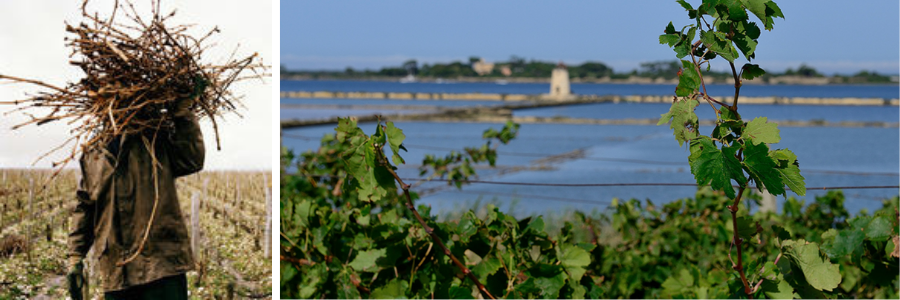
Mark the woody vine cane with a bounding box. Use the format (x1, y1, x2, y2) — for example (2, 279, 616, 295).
(374, 143, 496, 300)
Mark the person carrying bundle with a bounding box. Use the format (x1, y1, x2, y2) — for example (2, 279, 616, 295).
(0, 1, 264, 297)
(67, 94, 204, 300)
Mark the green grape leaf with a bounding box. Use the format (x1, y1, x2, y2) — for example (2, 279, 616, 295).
(513, 278, 538, 298)
(772, 225, 792, 240)
(742, 142, 785, 196)
(821, 228, 864, 259)
(711, 124, 730, 140)
(372, 121, 386, 148)
(472, 257, 503, 283)
(661, 268, 695, 295)
(686, 26, 698, 44)
(677, 0, 694, 11)
(660, 34, 681, 46)
(820, 228, 838, 241)
(735, 216, 758, 240)
(676, 60, 701, 96)
(448, 286, 473, 299)
(338, 122, 399, 202)
(665, 21, 677, 34)
(350, 248, 399, 273)
(740, 0, 770, 24)
(760, 273, 793, 300)
(759, 261, 778, 281)
(722, 0, 749, 21)
(658, 99, 700, 147)
(689, 138, 745, 198)
(741, 20, 762, 39)
(697, 0, 715, 16)
(865, 215, 894, 242)
(294, 201, 311, 229)
(766, 1, 784, 18)
(775, 164, 805, 196)
(457, 212, 478, 243)
(733, 33, 758, 60)
(370, 279, 408, 299)
(385, 122, 407, 165)
(558, 244, 591, 282)
(532, 265, 568, 299)
(849, 215, 872, 230)
(764, 2, 784, 27)
(342, 142, 371, 198)
(770, 149, 804, 195)
(741, 64, 766, 80)
(769, 148, 797, 165)
(674, 39, 692, 58)
(720, 106, 739, 121)
(336, 272, 362, 299)
(521, 216, 548, 239)
(771, 224, 792, 248)
(744, 117, 780, 145)
(335, 117, 363, 141)
(781, 239, 841, 292)
(281, 262, 298, 286)
(701, 30, 738, 62)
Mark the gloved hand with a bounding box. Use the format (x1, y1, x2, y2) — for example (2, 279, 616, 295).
(172, 93, 197, 118)
(67, 256, 86, 300)
(173, 75, 207, 117)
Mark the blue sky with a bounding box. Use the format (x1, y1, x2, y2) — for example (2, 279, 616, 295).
(282, 0, 900, 75)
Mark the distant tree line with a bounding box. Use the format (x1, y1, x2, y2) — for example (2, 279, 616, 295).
(282, 57, 896, 84)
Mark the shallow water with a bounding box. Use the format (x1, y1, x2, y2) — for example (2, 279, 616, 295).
(517, 102, 900, 123)
(282, 80, 899, 217)
(284, 79, 900, 99)
(283, 121, 899, 217)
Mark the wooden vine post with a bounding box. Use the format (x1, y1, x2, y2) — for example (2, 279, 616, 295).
(27, 175, 34, 261)
(263, 174, 272, 258)
(191, 191, 201, 258)
(1, 169, 5, 230)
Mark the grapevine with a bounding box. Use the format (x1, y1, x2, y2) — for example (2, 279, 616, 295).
(657, 0, 897, 298)
(279, 1, 899, 298)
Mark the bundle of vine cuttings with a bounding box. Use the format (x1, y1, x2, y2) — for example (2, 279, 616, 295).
(0, 0, 267, 168)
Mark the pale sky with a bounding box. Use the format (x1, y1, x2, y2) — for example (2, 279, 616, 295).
(282, 0, 900, 75)
(0, 0, 273, 170)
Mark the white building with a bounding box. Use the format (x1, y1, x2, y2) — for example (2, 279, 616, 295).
(548, 62, 573, 100)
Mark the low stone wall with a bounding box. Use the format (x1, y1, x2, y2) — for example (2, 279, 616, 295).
(280, 91, 535, 101)
(282, 91, 899, 106)
(615, 95, 900, 106)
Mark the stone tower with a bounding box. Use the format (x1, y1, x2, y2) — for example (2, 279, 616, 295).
(549, 62, 571, 99)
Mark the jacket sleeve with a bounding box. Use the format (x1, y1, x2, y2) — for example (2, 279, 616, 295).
(168, 112, 205, 177)
(68, 159, 96, 259)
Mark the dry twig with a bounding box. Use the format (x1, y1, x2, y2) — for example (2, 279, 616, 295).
(0, 0, 268, 171)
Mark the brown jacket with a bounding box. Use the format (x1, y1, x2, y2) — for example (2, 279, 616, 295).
(68, 113, 204, 291)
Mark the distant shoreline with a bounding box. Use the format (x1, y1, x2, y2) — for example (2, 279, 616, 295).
(281, 75, 900, 86)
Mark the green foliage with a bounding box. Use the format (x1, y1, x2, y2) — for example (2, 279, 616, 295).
(742, 63, 766, 79)
(743, 117, 780, 145)
(675, 60, 701, 96)
(688, 137, 745, 198)
(281, 124, 900, 298)
(278, 2, 899, 299)
(657, 98, 699, 146)
(658, 0, 801, 200)
(781, 239, 842, 291)
(421, 120, 519, 188)
(644, 1, 900, 298)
